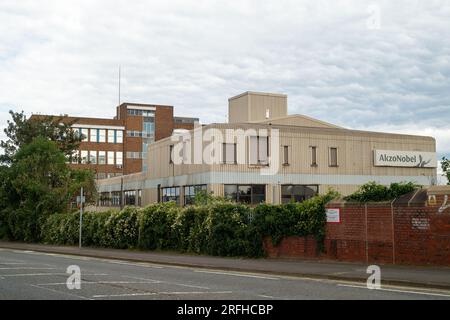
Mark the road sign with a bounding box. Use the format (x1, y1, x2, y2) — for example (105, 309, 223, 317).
(76, 196, 86, 204)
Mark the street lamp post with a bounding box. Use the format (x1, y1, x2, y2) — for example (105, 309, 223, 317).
(78, 187, 84, 249)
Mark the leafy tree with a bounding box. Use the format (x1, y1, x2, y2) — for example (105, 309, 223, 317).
(0, 111, 82, 164)
(2, 137, 95, 241)
(442, 157, 450, 185)
(69, 168, 98, 206)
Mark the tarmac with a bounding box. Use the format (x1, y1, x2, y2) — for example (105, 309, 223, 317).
(1, 241, 449, 290)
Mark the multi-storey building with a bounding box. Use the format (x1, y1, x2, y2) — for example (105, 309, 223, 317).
(96, 92, 437, 208)
(31, 102, 198, 179)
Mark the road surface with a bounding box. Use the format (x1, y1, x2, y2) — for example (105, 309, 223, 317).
(1, 248, 449, 300)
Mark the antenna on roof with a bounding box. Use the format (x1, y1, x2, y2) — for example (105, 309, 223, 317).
(118, 65, 121, 107)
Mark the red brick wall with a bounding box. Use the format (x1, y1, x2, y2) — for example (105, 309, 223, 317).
(265, 189, 450, 266)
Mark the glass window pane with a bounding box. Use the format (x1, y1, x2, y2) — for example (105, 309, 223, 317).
(116, 152, 123, 165)
(81, 129, 89, 142)
(330, 148, 338, 166)
(98, 151, 106, 164)
(249, 136, 258, 165)
(99, 130, 106, 143)
(224, 185, 237, 200)
(107, 151, 114, 165)
(283, 146, 289, 164)
(311, 146, 317, 165)
(89, 151, 97, 164)
(108, 130, 114, 143)
(116, 130, 123, 143)
(90, 129, 97, 142)
(81, 150, 88, 164)
(258, 137, 268, 164)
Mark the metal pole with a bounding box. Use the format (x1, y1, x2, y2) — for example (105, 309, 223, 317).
(79, 187, 83, 249)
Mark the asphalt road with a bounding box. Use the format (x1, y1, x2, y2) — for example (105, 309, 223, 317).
(1, 248, 450, 300)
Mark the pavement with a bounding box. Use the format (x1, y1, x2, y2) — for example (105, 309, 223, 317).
(1, 248, 450, 300)
(1, 241, 450, 291)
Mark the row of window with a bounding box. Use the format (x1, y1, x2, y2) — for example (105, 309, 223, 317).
(72, 150, 123, 165)
(224, 184, 318, 205)
(170, 138, 339, 167)
(99, 190, 141, 207)
(99, 184, 318, 207)
(76, 128, 123, 144)
(160, 184, 318, 206)
(161, 185, 207, 206)
(223, 143, 338, 167)
(126, 130, 154, 138)
(127, 109, 155, 117)
(126, 152, 144, 159)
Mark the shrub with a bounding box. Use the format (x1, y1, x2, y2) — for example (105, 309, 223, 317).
(172, 205, 209, 253)
(138, 202, 180, 250)
(345, 181, 418, 202)
(205, 202, 253, 257)
(41, 212, 79, 245)
(104, 207, 140, 249)
(251, 194, 329, 249)
(38, 192, 333, 258)
(82, 211, 113, 247)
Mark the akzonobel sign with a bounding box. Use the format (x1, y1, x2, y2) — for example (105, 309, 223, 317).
(374, 150, 437, 168)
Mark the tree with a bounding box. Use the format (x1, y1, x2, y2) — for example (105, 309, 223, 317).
(0, 111, 82, 164)
(0, 165, 10, 239)
(2, 137, 95, 242)
(69, 168, 98, 206)
(442, 157, 450, 185)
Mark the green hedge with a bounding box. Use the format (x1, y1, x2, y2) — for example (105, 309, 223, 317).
(38, 193, 334, 257)
(344, 181, 418, 202)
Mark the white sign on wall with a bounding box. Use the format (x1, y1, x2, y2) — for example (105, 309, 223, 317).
(374, 150, 436, 168)
(326, 208, 340, 223)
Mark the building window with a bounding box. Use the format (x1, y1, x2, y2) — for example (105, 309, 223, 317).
(137, 190, 142, 207)
(182, 140, 190, 163)
(281, 185, 318, 204)
(89, 151, 97, 164)
(107, 151, 114, 165)
(283, 146, 289, 165)
(184, 185, 207, 206)
(169, 145, 174, 164)
(127, 152, 142, 159)
(80, 128, 89, 142)
(98, 151, 106, 164)
(127, 109, 155, 117)
(249, 136, 268, 165)
(329, 147, 338, 167)
(108, 130, 114, 143)
(224, 185, 266, 205)
(143, 117, 155, 136)
(161, 187, 180, 205)
(111, 191, 121, 207)
(80, 150, 88, 164)
(99, 129, 106, 143)
(222, 143, 237, 164)
(116, 130, 123, 143)
(116, 152, 123, 165)
(311, 146, 317, 166)
(100, 192, 110, 206)
(124, 190, 136, 206)
(71, 150, 79, 164)
(90, 129, 98, 142)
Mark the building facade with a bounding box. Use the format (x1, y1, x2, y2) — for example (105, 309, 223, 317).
(96, 92, 437, 208)
(31, 102, 198, 179)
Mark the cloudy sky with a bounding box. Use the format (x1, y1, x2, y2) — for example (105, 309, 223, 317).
(0, 0, 449, 181)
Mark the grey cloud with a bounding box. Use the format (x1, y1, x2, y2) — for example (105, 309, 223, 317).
(0, 0, 449, 159)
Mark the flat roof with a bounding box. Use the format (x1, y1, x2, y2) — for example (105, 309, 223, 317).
(228, 91, 288, 101)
